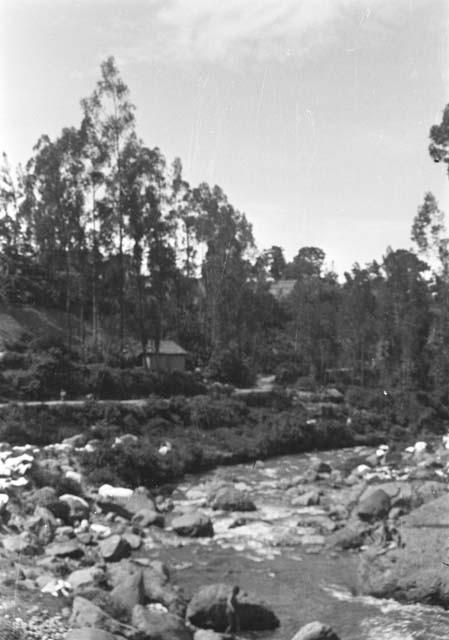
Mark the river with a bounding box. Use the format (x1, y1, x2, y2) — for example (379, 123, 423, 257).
(147, 448, 449, 640)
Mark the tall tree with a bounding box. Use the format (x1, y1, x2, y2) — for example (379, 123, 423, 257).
(81, 56, 136, 363)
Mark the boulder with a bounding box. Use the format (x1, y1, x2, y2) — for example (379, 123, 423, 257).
(132, 605, 192, 640)
(100, 535, 131, 562)
(26, 506, 56, 545)
(68, 566, 105, 591)
(209, 487, 256, 512)
(291, 621, 341, 640)
(98, 487, 156, 519)
(358, 494, 449, 607)
(123, 532, 143, 550)
(33, 486, 58, 507)
(186, 583, 279, 631)
(46, 500, 71, 524)
(2, 532, 38, 556)
(328, 520, 373, 550)
(45, 540, 84, 559)
(111, 571, 145, 618)
(65, 630, 119, 640)
(194, 631, 222, 640)
(308, 459, 332, 475)
(292, 490, 321, 507)
(132, 508, 164, 528)
(356, 489, 390, 522)
(107, 560, 184, 616)
(171, 512, 214, 538)
(59, 494, 90, 521)
(69, 596, 139, 638)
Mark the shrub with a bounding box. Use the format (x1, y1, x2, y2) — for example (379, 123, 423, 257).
(207, 348, 256, 387)
(274, 361, 304, 385)
(189, 396, 248, 430)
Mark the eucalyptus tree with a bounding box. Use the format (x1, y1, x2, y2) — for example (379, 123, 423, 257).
(80, 56, 136, 361)
(192, 183, 255, 361)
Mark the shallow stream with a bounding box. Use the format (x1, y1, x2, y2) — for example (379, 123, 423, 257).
(151, 449, 449, 640)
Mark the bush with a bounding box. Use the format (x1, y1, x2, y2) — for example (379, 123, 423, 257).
(274, 361, 304, 385)
(189, 396, 248, 430)
(207, 349, 256, 388)
(85, 366, 206, 400)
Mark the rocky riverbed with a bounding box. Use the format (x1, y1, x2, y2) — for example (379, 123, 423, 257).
(1, 433, 449, 639)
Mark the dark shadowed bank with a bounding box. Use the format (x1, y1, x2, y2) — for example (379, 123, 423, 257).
(1, 385, 447, 489)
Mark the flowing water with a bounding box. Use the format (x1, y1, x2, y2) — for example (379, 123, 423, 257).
(148, 449, 449, 640)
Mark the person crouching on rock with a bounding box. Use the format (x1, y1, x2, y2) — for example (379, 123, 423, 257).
(225, 585, 241, 635)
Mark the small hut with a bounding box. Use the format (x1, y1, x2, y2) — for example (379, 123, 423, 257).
(138, 340, 187, 372)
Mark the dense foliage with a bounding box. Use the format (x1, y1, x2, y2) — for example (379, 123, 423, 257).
(1, 57, 449, 395)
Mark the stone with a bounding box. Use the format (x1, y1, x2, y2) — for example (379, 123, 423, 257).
(46, 500, 71, 524)
(132, 508, 164, 528)
(209, 487, 257, 512)
(26, 506, 56, 545)
(194, 631, 223, 640)
(2, 532, 37, 555)
(98, 484, 134, 500)
(68, 566, 105, 591)
(59, 494, 90, 521)
(328, 520, 373, 550)
(131, 605, 192, 640)
(292, 490, 321, 507)
(100, 535, 131, 562)
(309, 459, 332, 475)
(46, 540, 84, 559)
(98, 488, 156, 519)
(33, 486, 58, 507)
(69, 596, 139, 638)
(111, 571, 145, 618)
(171, 512, 214, 537)
(186, 583, 279, 631)
(62, 434, 86, 448)
(291, 621, 341, 640)
(358, 494, 449, 607)
(123, 532, 143, 550)
(356, 488, 390, 522)
(65, 629, 118, 640)
(108, 560, 183, 616)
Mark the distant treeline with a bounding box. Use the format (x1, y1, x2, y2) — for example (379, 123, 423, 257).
(1, 57, 449, 393)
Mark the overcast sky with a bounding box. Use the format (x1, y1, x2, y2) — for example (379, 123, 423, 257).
(1, 0, 448, 274)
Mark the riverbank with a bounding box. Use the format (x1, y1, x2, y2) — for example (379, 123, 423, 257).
(0, 391, 381, 489)
(1, 437, 449, 639)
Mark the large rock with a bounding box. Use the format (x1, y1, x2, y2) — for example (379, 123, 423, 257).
(209, 487, 256, 512)
(328, 520, 373, 550)
(98, 487, 156, 519)
(65, 630, 119, 640)
(291, 621, 341, 640)
(68, 566, 105, 591)
(356, 488, 390, 522)
(2, 532, 38, 556)
(132, 508, 164, 528)
(59, 494, 90, 521)
(186, 583, 279, 631)
(26, 506, 56, 545)
(358, 494, 449, 606)
(100, 535, 131, 562)
(46, 540, 84, 559)
(357, 480, 446, 513)
(171, 512, 214, 538)
(108, 560, 185, 616)
(131, 605, 192, 640)
(292, 490, 321, 507)
(111, 571, 145, 618)
(69, 596, 139, 639)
